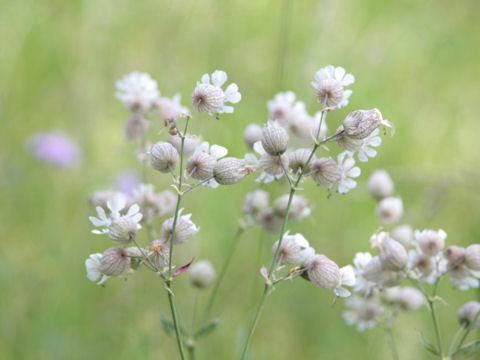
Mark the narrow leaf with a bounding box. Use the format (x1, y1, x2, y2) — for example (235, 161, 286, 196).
(453, 340, 480, 357)
(173, 258, 195, 278)
(417, 331, 440, 357)
(195, 318, 220, 338)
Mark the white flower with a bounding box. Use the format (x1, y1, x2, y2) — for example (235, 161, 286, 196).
(155, 93, 189, 120)
(273, 232, 315, 265)
(407, 248, 447, 284)
(312, 65, 354, 109)
(248, 141, 287, 184)
(192, 70, 241, 114)
(115, 71, 160, 113)
(448, 265, 480, 291)
(347, 128, 382, 162)
(89, 193, 142, 236)
(335, 265, 356, 298)
(343, 296, 381, 331)
(267, 91, 304, 126)
(351, 252, 376, 294)
(85, 253, 109, 285)
(337, 152, 361, 194)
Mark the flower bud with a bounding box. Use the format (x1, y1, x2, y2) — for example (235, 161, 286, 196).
(213, 157, 252, 185)
(310, 157, 342, 188)
(458, 301, 480, 328)
(416, 229, 446, 256)
(272, 233, 315, 265)
(273, 194, 311, 221)
(288, 148, 313, 174)
(124, 116, 149, 142)
(261, 120, 289, 156)
(445, 246, 466, 268)
(362, 256, 402, 287)
(186, 151, 216, 180)
(315, 78, 344, 107)
(465, 244, 480, 271)
(150, 141, 180, 173)
(161, 210, 199, 244)
(336, 125, 364, 151)
(371, 233, 407, 271)
(410, 252, 435, 278)
(260, 208, 283, 233)
(390, 287, 426, 311)
(243, 124, 263, 149)
(169, 135, 201, 156)
(391, 225, 413, 249)
(303, 254, 341, 289)
(192, 83, 225, 113)
(376, 197, 403, 225)
(108, 216, 138, 244)
(146, 240, 169, 268)
(189, 260, 215, 289)
(259, 152, 289, 178)
(367, 170, 394, 199)
(243, 190, 269, 215)
(448, 264, 472, 284)
(342, 109, 384, 140)
(99, 247, 131, 276)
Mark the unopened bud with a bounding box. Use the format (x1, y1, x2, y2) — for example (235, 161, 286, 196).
(124, 116, 149, 142)
(367, 170, 394, 199)
(108, 216, 138, 244)
(343, 109, 385, 140)
(445, 246, 466, 268)
(260, 209, 283, 233)
(458, 301, 480, 328)
(213, 157, 251, 185)
(416, 229, 446, 256)
(371, 233, 407, 271)
(189, 260, 215, 289)
(465, 244, 480, 271)
(310, 157, 342, 188)
(187, 152, 216, 180)
(289, 148, 313, 174)
(243, 190, 269, 215)
(376, 197, 403, 225)
(391, 225, 413, 250)
(261, 120, 289, 156)
(150, 142, 179, 173)
(243, 124, 263, 149)
(169, 135, 201, 156)
(99, 247, 131, 276)
(336, 125, 364, 151)
(303, 254, 341, 289)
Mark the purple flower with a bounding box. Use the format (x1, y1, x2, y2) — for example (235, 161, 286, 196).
(116, 170, 140, 196)
(27, 131, 82, 169)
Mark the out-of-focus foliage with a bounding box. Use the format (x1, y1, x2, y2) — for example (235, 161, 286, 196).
(1, 0, 480, 359)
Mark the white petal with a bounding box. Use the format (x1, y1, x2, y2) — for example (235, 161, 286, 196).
(342, 73, 355, 86)
(334, 67, 346, 81)
(91, 229, 104, 235)
(210, 145, 228, 159)
(211, 70, 227, 87)
(347, 166, 361, 178)
(130, 213, 143, 223)
(125, 204, 140, 217)
(89, 216, 106, 227)
(253, 141, 266, 155)
(201, 73, 210, 84)
(334, 286, 351, 298)
(95, 206, 108, 221)
(220, 105, 234, 113)
(340, 265, 356, 286)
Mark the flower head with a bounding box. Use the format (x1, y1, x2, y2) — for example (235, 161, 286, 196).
(161, 209, 199, 244)
(189, 260, 216, 289)
(337, 152, 361, 194)
(267, 91, 302, 126)
(272, 232, 315, 265)
(343, 296, 381, 331)
(192, 70, 241, 115)
(312, 65, 354, 108)
(187, 142, 228, 187)
(116, 71, 159, 113)
(154, 93, 189, 121)
(85, 253, 109, 285)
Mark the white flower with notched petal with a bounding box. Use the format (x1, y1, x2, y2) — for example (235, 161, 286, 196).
(89, 193, 142, 242)
(312, 65, 354, 109)
(192, 70, 241, 115)
(247, 141, 288, 184)
(335, 265, 356, 298)
(351, 252, 377, 294)
(85, 253, 109, 285)
(337, 152, 361, 194)
(115, 71, 160, 113)
(267, 91, 304, 127)
(347, 128, 382, 162)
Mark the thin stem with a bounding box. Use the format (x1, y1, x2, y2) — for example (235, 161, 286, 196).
(191, 289, 199, 338)
(241, 98, 330, 359)
(165, 116, 190, 360)
(183, 176, 215, 195)
(200, 227, 245, 326)
(448, 324, 465, 356)
(428, 277, 443, 357)
(385, 327, 399, 360)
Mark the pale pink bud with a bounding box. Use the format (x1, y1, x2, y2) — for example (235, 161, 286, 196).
(343, 109, 385, 140)
(213, 157, 252, 185)
(367, 170, 394, 199)
(416, 229, 446, 256)
(371, 233, 407, 271)
(310, 157, 342, 188)
(376, 197, 403, 225)
(303, 254, 341, 289)
(187, 152, 216, 180)
(243, 124, 263, 149)
(465, 244, 480, 271)
(261, 120, 289, 156)
(445, 246, 466, 268)
(189, 260, 216, 289)
(150, 141, 179, 173)
(458, 301, 480, 328)
(99, 247, 131, 276)
(108, 216, 138, 244)
(192, 83, 225, 113)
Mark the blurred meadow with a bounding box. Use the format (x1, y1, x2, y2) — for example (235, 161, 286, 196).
(1, 0, 480, 359)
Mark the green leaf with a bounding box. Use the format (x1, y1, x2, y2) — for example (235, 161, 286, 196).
(453, 340, 480, 358)
(160, 314, 186, 336)
(195, 318, 220, 338)
(417, 331, 440, 357)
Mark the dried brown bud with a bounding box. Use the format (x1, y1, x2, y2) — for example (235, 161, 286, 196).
(146, 240, 169, 268)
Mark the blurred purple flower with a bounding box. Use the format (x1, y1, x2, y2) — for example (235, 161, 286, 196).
(27, 131, 82, 169)
(116, 170, 140, 196)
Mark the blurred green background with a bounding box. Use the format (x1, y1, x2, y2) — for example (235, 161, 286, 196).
(1, 0, 480, 359)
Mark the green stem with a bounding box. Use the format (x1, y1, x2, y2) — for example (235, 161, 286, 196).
(385, 327, 400, 360)
(448, 324, 465, 356)
(165, 116, 190, 360)
(240, 100, 330, 359)
(200, 227, 245, 326)
(428, 277, 443, 357)
(454, 310, 480, 354)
